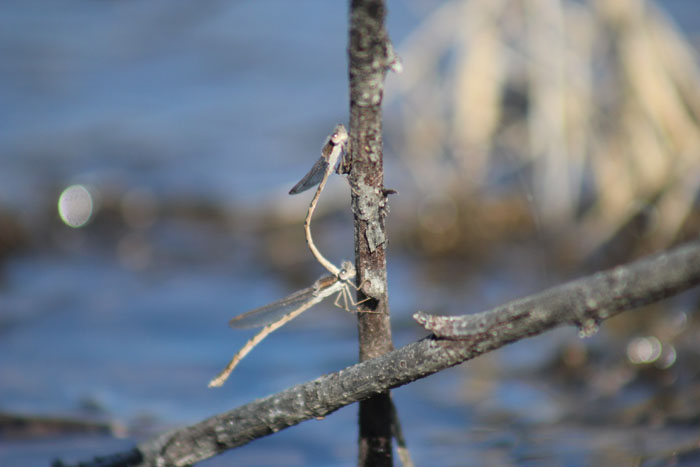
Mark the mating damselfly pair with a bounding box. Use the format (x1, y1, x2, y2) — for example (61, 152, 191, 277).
(209, 124, 368, 387)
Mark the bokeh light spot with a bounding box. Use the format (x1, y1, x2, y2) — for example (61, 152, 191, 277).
(58, 184, 93, 228)
(627, 336, 662, 364)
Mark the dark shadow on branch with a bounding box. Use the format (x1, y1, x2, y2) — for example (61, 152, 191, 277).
(59, 239, 700, 466)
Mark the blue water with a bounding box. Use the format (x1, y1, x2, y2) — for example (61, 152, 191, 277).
(1, 1, 698, 466)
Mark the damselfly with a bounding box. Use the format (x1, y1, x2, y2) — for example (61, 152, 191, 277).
(287, 124, 349, 277)
(208, 261, 360, 387)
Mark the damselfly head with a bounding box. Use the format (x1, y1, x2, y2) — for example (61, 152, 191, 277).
(329, 124, 348, 145)
(338, 260, 356, 280)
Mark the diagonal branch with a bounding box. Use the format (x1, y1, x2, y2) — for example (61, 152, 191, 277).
(61, 239, 700, 466)
(413, 239, 700, 340)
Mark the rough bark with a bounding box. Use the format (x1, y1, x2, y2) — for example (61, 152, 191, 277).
(347, 0, 396, 465)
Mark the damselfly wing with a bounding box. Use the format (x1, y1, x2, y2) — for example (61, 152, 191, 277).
(288, 124, 348, 195)
(228, 275, 339, 329)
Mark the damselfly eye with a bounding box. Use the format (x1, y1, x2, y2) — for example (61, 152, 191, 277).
(338, 268, 352, 280)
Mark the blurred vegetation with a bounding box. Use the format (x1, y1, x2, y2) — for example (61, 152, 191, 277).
(389, 0, 700, 265)
(390, 4, 700, 461)
(3, 0, 698, 274)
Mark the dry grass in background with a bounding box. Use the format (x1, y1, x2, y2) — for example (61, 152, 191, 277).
(389, 0, 700, 261)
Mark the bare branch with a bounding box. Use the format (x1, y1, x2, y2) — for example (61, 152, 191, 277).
(414, 240, 700, 340)
(61, 240, 700, 466)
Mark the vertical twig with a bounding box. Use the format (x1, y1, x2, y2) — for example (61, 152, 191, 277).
(348, 0, 396, 465)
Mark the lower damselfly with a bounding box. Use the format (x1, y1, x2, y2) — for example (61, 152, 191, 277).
(209, 261, 361, 387)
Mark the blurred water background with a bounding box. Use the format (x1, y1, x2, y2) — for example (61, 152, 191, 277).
(2, 1, 700, 465)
